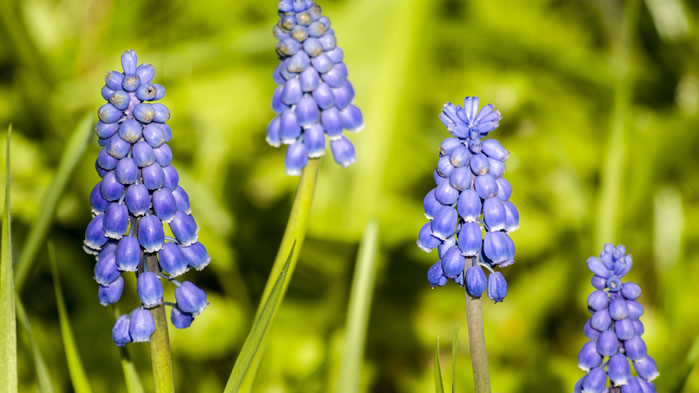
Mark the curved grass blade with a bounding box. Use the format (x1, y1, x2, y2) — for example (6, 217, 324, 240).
(669, 333, 699, 393)
(113, 306, 145, 393)
(451, 323, 458, 393)
(434, 337, 445, 393)
(336, 220, 379, 393)
(223, 241, 296, 393)
(49, 243, 93, 393)
(16, 298, 54, 393)
(15, 113, 94, 292)
(1, 126, 18, 393)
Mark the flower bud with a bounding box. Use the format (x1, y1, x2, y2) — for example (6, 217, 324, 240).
(427, 261, 447, 287)
(431, 206, 457, 240)
(633, 356, 659, 382)
(624, 335, 647, 360)
(577, 341, 602, 371)
(417, 222, 440, 252)
(125, 184, 150, 216)
(456, 189, 481, 222)
(440, 247, 464, 278)
(457, 222, 481, 257)
(157, 243, 189, 277)
(152, 189, 176, 223)
(169, 211, 198, 246)
(586, 290, 609, 311)
(103, 203, 129, 239)
(330, 136, 356, 167)
(138, 215, 165, 253)
(116, 236, 140, 271)
(609, 354, 631, 386)
(94, 251, 120, 286)
(582, 367, 606, 393)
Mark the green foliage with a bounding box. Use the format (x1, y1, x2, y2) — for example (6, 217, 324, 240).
(1, 127, 17, 393)
(224, 242, 295, 393)
(0, 0, 698, 392)
(49, 243, 93, 393)
(16, 299, 54, 393)
(15, 114, 94, 292)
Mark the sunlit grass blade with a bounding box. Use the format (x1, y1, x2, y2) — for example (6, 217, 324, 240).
(16, 298, 54, 393)
(15, 113, 93, 292)
(669, 334, 699, 393)
(49, 243, 93, 393)
(224, 242, 296, 393)
(451, 323, 458, 393)
(434, 337, 445, 393)
(1, 126, 18, 393)
(113, 307, 145, 393)
(336, 220, 379, 393)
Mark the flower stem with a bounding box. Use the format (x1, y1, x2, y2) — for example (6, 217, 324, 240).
(146, 253, 175, 393)
(257, 159, 320, 316)
(239, 159, 320, 392)
(464, 291, 491, 393)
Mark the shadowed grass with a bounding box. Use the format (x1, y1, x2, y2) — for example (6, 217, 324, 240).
(16, 299, 54, 393)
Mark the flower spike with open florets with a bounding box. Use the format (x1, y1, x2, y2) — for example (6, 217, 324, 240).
(267, 0, 364, 175)
(85, 50, 210, 346)
(418, 97, 518, 303)
(574, 244, 659, 393)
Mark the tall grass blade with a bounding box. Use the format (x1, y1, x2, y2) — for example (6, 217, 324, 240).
(223, 242, 296, 393)
(336, 220, 379, 393)
(15, 113, 93, 292)
(0, 126, 17, 393)
(49, 243, 93, 393)
(16, 299, 54, 393)
(669, 334, 699, 393)
(434, 337, 445, 393)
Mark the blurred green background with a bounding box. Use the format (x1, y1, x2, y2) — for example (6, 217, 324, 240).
(1, 0, 698, 392)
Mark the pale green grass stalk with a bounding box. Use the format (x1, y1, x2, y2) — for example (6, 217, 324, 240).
(336, 220, 379, 393)
(1, 126, 17, 393)
(146, 254, 175, 393)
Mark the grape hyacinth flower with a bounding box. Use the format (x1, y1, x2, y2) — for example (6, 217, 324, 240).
(418, 97, 517, 303)
(85, 50, 210, 346)
(574, 244, 659, 393)
(267, 0, 364, 175)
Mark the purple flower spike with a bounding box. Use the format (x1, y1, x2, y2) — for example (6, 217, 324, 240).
(417, 97, 515, 296)
(574, 244, 659, 391)
(84, 50, 212, 344)
(269, 0, 362, 174)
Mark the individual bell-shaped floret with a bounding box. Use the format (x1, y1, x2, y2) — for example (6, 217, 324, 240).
(465, 264, 486, 298)
(633, 356, 659, 382)
(103, 203, 129, 239)
(174, 281, 208, 316)
(587, 290, 609, 311)
(487, 271, 507, 302)
(138, 215, 165, 253)
(582, 367, 606, 393)
(624, 335, 647, 360)
(152, 189, 176, 223)
(597, 330, 618, 356)
(330, 136, 356, 167)
(431, 206, 457, 240)
(169, 211, 198, 246)
(457, 222, 481, 257)
(440, 247, 464, 279)
(427, 261, 447, 288)
(94, 251, 121, 286)
(85, 214, 108, 249)
(180, 242, 211, 271)
(124, 184, 150, 216)
(137, 272, 163, 308)
(99, 276, 124, 306)
(608, 354, 631, 386)
(158, 243, 189, 277)
(112, 315, 132, 346)
(171, 307, 194, 329)
(578, 341, 603, 372)
(129, 309, 156, 343)
(417, 222, 441, 252)
(285, 142, 309, 175)
(116, 236, 140, 271)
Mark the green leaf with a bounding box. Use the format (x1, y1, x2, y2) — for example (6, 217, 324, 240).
(49, 243, 93, 393)
(451, 323, 458, 393)
(15, 113, 93, 292)
(434, 337, 445, 393)
(223, 241, 296, 393)
(113, 307, 145, 393)
(669, 333, 699, 393)
(1, 126, 17, 393)
(336, 220, 379, 393)
(16, 299, 54, 393)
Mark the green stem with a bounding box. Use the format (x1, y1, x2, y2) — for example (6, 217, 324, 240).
(464, 292, 490, 393)
(239, 159, 320, 392)
(146, 254, 175, 393)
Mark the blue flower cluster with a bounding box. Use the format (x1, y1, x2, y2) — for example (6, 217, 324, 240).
(84, 50, 210, 346)
(575, 244, 658, 393)
(418, 97, 518, 302)
(267, 0, 363, 175)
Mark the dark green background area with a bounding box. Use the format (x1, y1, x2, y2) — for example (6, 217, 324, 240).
(1, 0, 698, 391)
